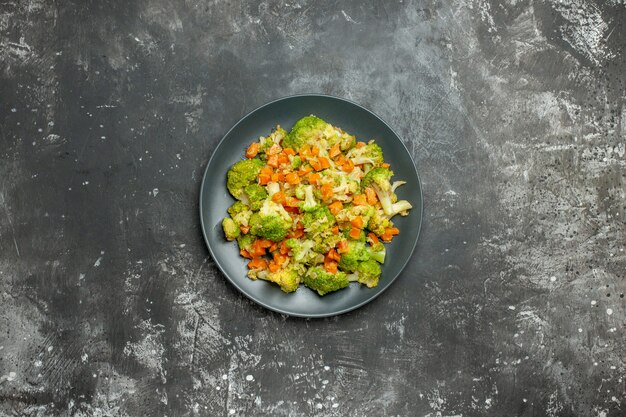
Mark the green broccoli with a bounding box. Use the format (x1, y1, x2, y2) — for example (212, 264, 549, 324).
(354, 259, 381, 288)
(249, 200, 292, 242)
(338, 241, 370, 272)
(361, 167, 412, 217)
(368, 242, 386, 264)
(227, 201, 253, 227)
(300, 185, 318, 212)
(312, 233, 342, 254)
(339, 131, 356, 151)
(368, 209, 394, 237)
(243, 183, 267, 210)
(284, 115, 330, 151)
(290, 155, 302, 169)
(222, 217, 240, 241)
(302, 206, 335, 234)
(259, 126, 288, 152)
(227, 158, 264, 200)
(347, 142, 384, 165)
(236, 234, 255, 252)
(286, 239, 322, 264)
(304, 266, 349, 296)
(263, 267, 301, 293)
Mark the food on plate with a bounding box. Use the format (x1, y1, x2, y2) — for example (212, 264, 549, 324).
(222, 115, 412, 295)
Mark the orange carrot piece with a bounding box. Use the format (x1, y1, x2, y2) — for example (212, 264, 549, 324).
(367, 232, 379, 245)
(260, 166, 273, 176)
(386, 227, 400, 236)
(271, 191, 286, 204)
(267, 154, 279, 168)
(328, 248, 341, 262)
(328, 201, 343, 215)
(288, 228, 304, 238)
(248, 258, 268, 270)
(349, 228, 361, 239)
(240, 249, 252, 259)
(307, 172, 320, 185)
(283, 148, 296, 155)
(240, 225, 250, 234)
(381, 163, 390, 168)
(309, 158, 322, 171)
(318, 157, 330, 169)
(342, 159, 354, 173)
(268, 261, 280, 272)
(298, 165, 312, 176)
(365, 187, 377, 205)
(356, 141, 366, 148)
(280, 240, 289, 255)
(284, 196, 301, 208)
(320, 184, 333, 201)
(332, 225, 339, 235)
(323, 259, 338, 274)
(336, 239, 349, 254)
(285, 172, 300, 185)
(258, 174, 270, 185)
(329, 144, 341, 158)
(310, 146, 320, 156)
(277, 153, 290, 165)
(352, 194, 367, 205)
(269, 242, 279, 252)
(266, 144, 282, 156)
(246, 143, 260, 158)
(350, 216, 364, 229)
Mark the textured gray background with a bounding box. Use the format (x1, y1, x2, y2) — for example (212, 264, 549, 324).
(1, 1, 625, 416)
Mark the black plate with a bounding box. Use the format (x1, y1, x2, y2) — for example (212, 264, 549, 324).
(199, 95, 423, 317)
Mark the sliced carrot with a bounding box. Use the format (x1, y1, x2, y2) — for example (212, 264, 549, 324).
(277, 153, 290, 165)
(246, 143, 260, 158)
(260, 166, 273, 176)
(298, 146, 310, 160)
(296, 221, 304, 230)
(318, 157, 330, 169)
(298, 165, 312, 176)
(240, 225, 250, 234)
(283, 147, 296, 156)
(381, 163, 390, 168)
(269, 242, 279, 252)
(310, 146, 320, 156)
(248, 258, 268, 270)
(266, 143, 282, 156)
(285, 172, 300, 185)
(257, 239, 273, 248)
(342, 159, 354, 173)
(309, 158, 322, 171)
(380, 233, 394, 242)
(268, 261, 280, 272)
(273, 253, 288, 266)
(365, 187, 378, 205)
(324, 259, 338, 274)
(284, 206, 300, 214)
(280, 240, 289, 255)
(334, 154, 346, 165)
(336, 239, 349, 254)
(272, 172, 285, 182)
(332, 225, 339, 235)
(267, 154, 279, 168)
(240, 249, 252, 259)
(350, 216, 364, 229)
(258, 174, 271, 185)
(320, 184, 333, 201)
(271, 191, 286, 204)
(328, 201, 343, 215)
(327, 248, 341, 262)
(307, 172, 320, 185)
(352, 194, 367, 205)
(367, 232, 379, 245)
(349, 227, 362, 239)
(385, 227, 400, 236)
(329, 144, 341, 158)
(356, 141, 366, 148)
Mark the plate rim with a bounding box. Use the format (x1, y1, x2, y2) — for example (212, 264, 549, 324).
(199, 93, 423, 318)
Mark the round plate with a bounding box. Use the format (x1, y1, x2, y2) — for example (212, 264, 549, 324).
(199, 94, 423, 317)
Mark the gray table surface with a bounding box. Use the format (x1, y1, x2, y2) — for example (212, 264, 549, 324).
(1, 1, 624, 416)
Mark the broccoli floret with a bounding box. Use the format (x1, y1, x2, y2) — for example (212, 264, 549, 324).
(368, 242, 386, 264)
(338, 241, 370, 272)
(227, 158, 264, 200)
(263, 267, 301, 293)
(294, 184, 306, 200)
(347, 142, 384, 165)
(339, 132, 356, 151)
(227, 201, 248, 217)
(286, 238, 321, 264)
(368, 209, 394, 236)
(361, 167, 413, 217)
(300, 185, 318, 212)
(304, 266, 349, 296)
(302, 206, 335, 234)
(243, 183, 267, 210)
(355, 259, 381, 288)
(284, 115, 330, 151)
(313, 233, 342, 254)
(237, 234, 255, 252)
(249, 200, 292, 242)
(290, 155, 302, 169)
(222, 217, 240, 241)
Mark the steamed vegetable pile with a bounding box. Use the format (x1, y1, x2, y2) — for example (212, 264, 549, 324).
(221, 115, 413, 295)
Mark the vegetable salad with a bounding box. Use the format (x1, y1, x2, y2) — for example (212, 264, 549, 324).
(222, 115, 413, 295)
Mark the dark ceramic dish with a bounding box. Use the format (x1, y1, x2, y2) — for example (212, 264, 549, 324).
(199, 95, 422, 317)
